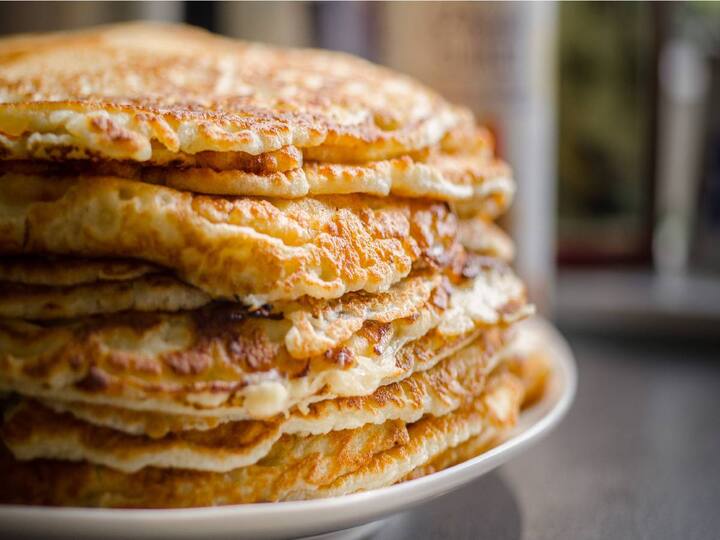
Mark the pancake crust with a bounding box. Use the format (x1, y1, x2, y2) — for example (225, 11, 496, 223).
(0, 263, 529, 419)
(0, 213, 513, 321)
(0, 23, 467, 162)
(402, 430, 499, 481)
(0, 418, 409, 507)
(0, 274, 211, 320)
(2, 338, 502, 472)
(0, 260, 438, 325)
(0, 131, 513, 212)
(458, 217, 515, 262)
(315, 369, 524, 499)
(0, 256, 159, 286)
(0, 368, 525, 507)
(0, 174, 456, 305)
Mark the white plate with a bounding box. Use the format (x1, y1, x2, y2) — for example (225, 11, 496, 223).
(0, 318, 576, 540)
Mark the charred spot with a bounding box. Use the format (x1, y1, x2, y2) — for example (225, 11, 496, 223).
(194, 303, 247, 333)
(68, 355, 84, 371)
(75, 366, 111, 392)
(249, 304, 282, 320)
(193, 303, 282, 335)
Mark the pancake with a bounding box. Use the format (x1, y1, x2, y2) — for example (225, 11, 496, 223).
(502, 319, 553, 408)
(0, 258, 439, 323)
(0, 217, 512, 322)
(42, 333, 503, 438)
(0, 130, 513, 213)
(0, 256, 159, 286)
(0, 274, 211, 320)
(458, 217, 515, 262)
(0, 23, 467, 163)
(0, 367, 525, 507)
(316, 368, 524, 499)
(0, 417, 409, 507)
(2, 338, 503, 472)
(406, 318, 553, 481)
(0, 173, 457, 305)
(0, 261, 530, 419)
(403, 430, 500, 481)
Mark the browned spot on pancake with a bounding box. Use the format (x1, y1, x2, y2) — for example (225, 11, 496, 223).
(89, 115, 134, 144)
(106, 352, 163, 375)
(164, 351, 213, 376)
(323, 346, 354, 368)
(226, 328, 280, 372)
(75, 366, 111, 392)
(357, 321, 391, 355)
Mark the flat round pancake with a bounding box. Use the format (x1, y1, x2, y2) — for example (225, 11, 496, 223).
(0, 367, 526, 507)
(402, 429, 500, 481)
(45, 331, 505, 438)
(0, 262, 530, 420)
(0, 274, 211, 320)
(0, 173, 457, 305)
(0, 129, 513, 213)
(0, 23, 467, 163)
(0, 217, 512, 321)
(0, 417, 409, 507)
(0, 256, 159, 286)
(2, 337, 504, 472)
(458, 217, 515, 262)
(0, 259, 439, 323)
(315, 368, 525, 500)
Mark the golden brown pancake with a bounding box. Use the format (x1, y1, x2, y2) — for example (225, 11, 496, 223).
(0, 259, 440, 322)
(458, 216, 515, 262)
(0, 261, 529, 419)
(403, 430, 500, 481)
(0, 366, 526, 507)
(0, 23, 467, 163)
(0, 21, 547, 511)
(0, 130, 513, 212)
(0, 274, 211, 320)
(0, 256, 160, 286)
(0, 173, 457, 305)
(2, 337, 502, 472)
(0, 417, 409, 507)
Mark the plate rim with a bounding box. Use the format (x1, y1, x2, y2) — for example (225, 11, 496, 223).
(0, 317, 577, 538)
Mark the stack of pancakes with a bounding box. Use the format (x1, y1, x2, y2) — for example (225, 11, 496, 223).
(0, 23, 548, 507)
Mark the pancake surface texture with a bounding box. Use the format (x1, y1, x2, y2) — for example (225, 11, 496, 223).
(0, 262, 529, 419)
(0, 23, 467, 162)
(0, 130, 514, 208)
(0, 362, 532, 507)
(1, 338, 504, 472)
(0, 174, 457, 304)
(0, 22, 551, 509)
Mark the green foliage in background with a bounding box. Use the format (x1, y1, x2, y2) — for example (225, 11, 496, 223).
(558, 3, 654, 240)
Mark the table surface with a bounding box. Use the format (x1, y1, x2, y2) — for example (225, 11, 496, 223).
(373, 329, 720, 540)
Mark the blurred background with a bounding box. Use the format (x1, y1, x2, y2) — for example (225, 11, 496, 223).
(1, 1, 719, 339)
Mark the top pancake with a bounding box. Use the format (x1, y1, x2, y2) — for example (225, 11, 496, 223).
(0, 23, 468, 163)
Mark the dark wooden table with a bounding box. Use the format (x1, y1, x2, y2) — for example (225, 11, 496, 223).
(375, 330, 720, 540)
